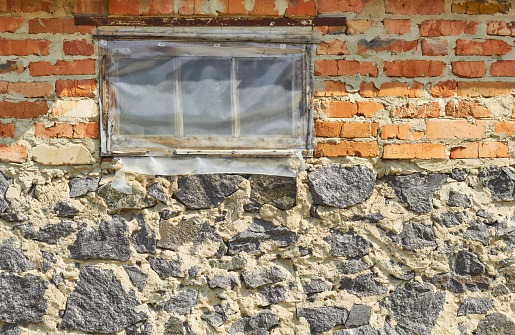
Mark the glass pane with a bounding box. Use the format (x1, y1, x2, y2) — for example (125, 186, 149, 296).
(237, 57, 300, 136)
(179, 57, 232, 136)
(115, 58, 176, 136)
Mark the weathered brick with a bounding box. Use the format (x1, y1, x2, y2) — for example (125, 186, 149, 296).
(450, 142, 509, 159)
(378, 82, 422, 97)
(430, 80, 456, 97)
(391, 103, 440, 118)
(221, 0, 246, 14)
(317, 40, 349, 55)
(0, 0, 22, 11)
(32, 143, 93, 165)
(426, 120, 485, 139)
(72, 122, 99, 138)
(108, 0, 139, 14)
(490, 61, 515, 77)
(0, 39, 50, 56)
(317, 0, 374, 14)
(314, 81, 347, 97)
(315, 26, 346, 35)
(56, 79, 96, 98)
(35, 122, 73, 138)
(384, 60, 445, 77)
(0, 144, 26, 163)
(445, 101, 490, 118)
(177, 0, 196, 14)
(28, 18, 94, 34)
(250, 0, 278, 15)
(0, 101, 47, 118)
(457, 82, 515, 97)
(493, 120, 515, 135)
(0, 17, 23, 33)
(315, 120, 342, 137)
(315, 60, 338, 76)
(286, 0, 315, 16)
(381, 124, 423, 140)
(0, 124, 15, 138)
(383, 19, 410, 34)
(323, 101, 357, 118)
(21, 0, 53, 12)
(346, 20, 374, 35)
(141, 0, 174, 15)
(487, 21, 515, 36)
(421, 39, 448, 56)
(49, 100, 98, 119)
(455, 39, 512, 56)
(30, 60, 96, 76)
(72, 0, 107, 15)
(0, 60, 24, 74)
(359, 82, 379, 98)
(385, 0, 445, 14)
(357, 39, 417, 54)
(357, 102, 384, 117)
(452, 61, 486, 78)
(452, 2, 511, 14)
(383, 143, 445, 159)
(315, 141, 378, 157)
(63, 40, 94, 56)
(0, 82, 6, 93)
(340, 122, 378, 138)
(419, 20, 477, 37)
(6, 82, 53, 98)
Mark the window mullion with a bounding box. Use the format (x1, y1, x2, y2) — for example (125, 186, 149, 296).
(231, 57, 240, 138)
(174, 57, 184, 137)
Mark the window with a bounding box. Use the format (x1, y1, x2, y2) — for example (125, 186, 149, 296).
(98, 31, 315, 157)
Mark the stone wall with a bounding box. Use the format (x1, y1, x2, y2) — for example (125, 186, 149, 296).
(0, 0, 515, 334)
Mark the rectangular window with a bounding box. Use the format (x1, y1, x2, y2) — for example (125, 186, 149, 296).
(98, 32, 314, 157)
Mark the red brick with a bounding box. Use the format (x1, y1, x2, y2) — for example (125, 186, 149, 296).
(336, 60, 377, 77)
(6, 82, 53, 98)
(177, 0, 196, 14)
(72, 0, 107, 15)
(56, 79, 96, 98)
(250, 0, 278, 15)
(385, 0, 445, 14)
(357, 39, 417, 54)
(445, 101, 490, 118)
(72, 122, 99, 138)
(21, 0, 53, 12)
(35, 122, 73, 138)
(457, 82, 515, 97)
(315, 120, 342, 137)
(452, 2, 510, 14)
(383, 143, 445, 159)
(383, 19, 410, 35)
(450, 142, 509, 159)
(286, 0, 315, 16)
(0, 39, 50, 56)
(493, 121, 515, 135)
(323, 101, 357, 118)
(340, 121, 377, 138)
(487, 21, 515, 36)
(314, 81, 347, 97)
(0, 82, 6, 93)
(317, 40, 349, 55)
(421, 39, 448, 56)
(359, 82, 379, 98)
(384, 60, 445, 77)
(0, 145, 27, 163)
(0, 101, 47, 118)
(0, 17, 23, 33)
(380, 124, 423, 140)
(426, 120, 485, 139)
(490, 61, 515, 77)
(391, 103, 440, 118)
(455, 39, 512, 56)
(345, 20, 374, 35)
(29, 60, 96, 76)
(359, 82, 421, 98)
(317, 0, 373, 13)
(28, 18, 94, 34)
(63, 40, 94, 56)
(108, 0, 139, 14)
(357, 102, 384, 117)
(219, 0, 246, 14)
(314, 26, 346, 35)
(0, 0, 22, 12)
(0, 124, 15, 138)
(452, 61, 486, 78)
(142, 0, 174, 15)
(314, 60, 338, 76)
(315, 141, 378, 157)
(430, 80, 456, 97)
(419, 20, 477, 37)
(0, 61, 24, 74)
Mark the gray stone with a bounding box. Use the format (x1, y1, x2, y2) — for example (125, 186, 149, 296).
(348, 213, 385, 223)
(308, 165, 375, 209)
(296, 306, 348, 332)
(258, 285, 287, 306)
(500, 266, 515, 292)
(51, 272, 64, 287)
(53, 200, 79, 217)
(148, 257, 183, 279)
(34, 221, 83, 244)
(334, 325, 378, 335)
(61, 267, 147, 333)
(479, 166, 515, 201)
(475, 313, 515, 335)
(174, 174, 243, 209)
(158, 290, 198, 315)
(188, 266, 199, 277)
(340, 273, 388, 297)
(345, 304, 372, 328)
(201, 305, 227, 328)
(98, 184, 157, 213)
(126, 321, 152, 335)
(0, 238, 35, 273)
(160, 209, 182, 220)
(131, 214, 156, 254)
(208, 274, 238, 289)
(338, 258, 373, 275)
(377, 324, 409, 335)
(451, 168, 468, 182)
(432, 212, 465, 228)
(387, 173, 448, 213)
(303, 279, 332, 294)
(389, 222, 437, 251)
(164, 316, 184, 335)
(147, 182, 167, 203)
(463, 221, 490, 244)
(325, 229, 371, 257)
(0, 272, 48, 324)
(230, 311, 279, 335)
(448, 191, 471, 208)
(68, 177, 99, 197)
(241, 266, 287, 288)
(244, 175, 296, 212)
(209, 257, 246, 271)
(452, 250, 486, 277)
(0, 324, 21, 335)
(124, 265, 147, 292)
(457, 297, 493, 316)
(476, 210, 492, 219)
(0, 172, 12, 213)
(385, 282, 445, 335)
(228, 219, 299, 255)
(69, 216, 131, 261)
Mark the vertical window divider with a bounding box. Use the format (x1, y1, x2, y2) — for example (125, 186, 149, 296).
(174, 57, 184, 137)
(291, 57, 297, 137)
(231, 57, 240, 138)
